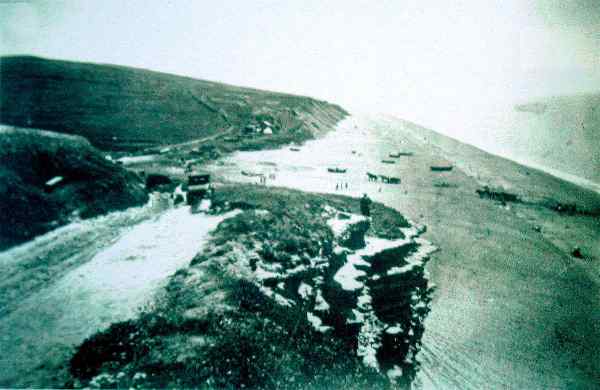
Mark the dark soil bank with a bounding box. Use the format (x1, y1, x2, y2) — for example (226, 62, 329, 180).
(67, 185, 434, 389)
(0, 127, 148, 250)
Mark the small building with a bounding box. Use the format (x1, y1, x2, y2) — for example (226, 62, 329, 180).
(45, 176, 64, 192)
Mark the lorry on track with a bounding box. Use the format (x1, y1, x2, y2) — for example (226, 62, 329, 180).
(186, 172, 212, 205)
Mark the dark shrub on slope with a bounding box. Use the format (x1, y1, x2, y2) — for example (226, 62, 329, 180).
(0, 126, 148, 250)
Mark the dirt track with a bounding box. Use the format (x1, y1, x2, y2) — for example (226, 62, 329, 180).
(0, 195, 234, 387)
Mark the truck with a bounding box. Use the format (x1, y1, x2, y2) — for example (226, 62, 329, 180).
(186, 172, 211, 205)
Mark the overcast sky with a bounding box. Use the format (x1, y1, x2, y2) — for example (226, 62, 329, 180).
(1, 0, 599, 129)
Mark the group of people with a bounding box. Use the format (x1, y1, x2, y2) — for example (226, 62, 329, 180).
(258, 173, 276, 185)
(333, 181, 372, 216)
(335, 182, 349, 191)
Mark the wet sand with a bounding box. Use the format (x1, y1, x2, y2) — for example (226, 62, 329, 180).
(207, 114, 600, 389)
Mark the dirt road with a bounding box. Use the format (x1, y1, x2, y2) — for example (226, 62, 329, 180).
(0, 197, 235, 387)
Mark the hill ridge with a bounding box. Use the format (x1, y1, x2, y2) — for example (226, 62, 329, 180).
(0, 56, 347, 151)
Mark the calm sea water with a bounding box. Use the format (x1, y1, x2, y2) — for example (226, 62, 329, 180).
(406, 100, 600, 192)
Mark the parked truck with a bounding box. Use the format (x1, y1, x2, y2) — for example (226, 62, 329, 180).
(186, 172, 211, 205)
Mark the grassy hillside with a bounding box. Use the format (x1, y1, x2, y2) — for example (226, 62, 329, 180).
(0, 56, 347, 151)
(0, 126, 148, 250)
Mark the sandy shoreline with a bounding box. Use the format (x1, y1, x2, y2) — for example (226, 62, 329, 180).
(207, 114, 600, 389)
(1, 112, 597, 388)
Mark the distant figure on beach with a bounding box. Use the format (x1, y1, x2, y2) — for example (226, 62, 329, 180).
(336, 183, 339, 190)
(360, 193, 372, 216)
(345, 182, 348, 189)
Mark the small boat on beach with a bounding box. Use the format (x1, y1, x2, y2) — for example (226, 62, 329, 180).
(381, 159, 396, 164)
(389, 152, 414, 158)
(290, 147, 301, 152)
(327, 167, 347, 174)
(241, 170, 264, 177)
(430, 165, 453, 172)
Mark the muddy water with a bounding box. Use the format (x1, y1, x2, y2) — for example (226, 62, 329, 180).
(0, 204, 235, 386)
(207, 115, 599, 389)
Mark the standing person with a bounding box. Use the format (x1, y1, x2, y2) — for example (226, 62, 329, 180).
(360, 193, 372, 217)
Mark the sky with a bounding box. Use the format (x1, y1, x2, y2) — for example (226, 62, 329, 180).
(1, 0, 599, 131)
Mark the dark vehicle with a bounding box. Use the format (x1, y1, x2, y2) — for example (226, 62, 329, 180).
(327, 167, 347, 173)
(187, 172, 211, 205)
(381, 159, 396, 164)
(145, 174, 172, 191)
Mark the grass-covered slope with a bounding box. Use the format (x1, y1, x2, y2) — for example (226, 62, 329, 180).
(0, 126, 148, 250)
(68, 185, 434, 389)
(0, 56, 347, 151)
